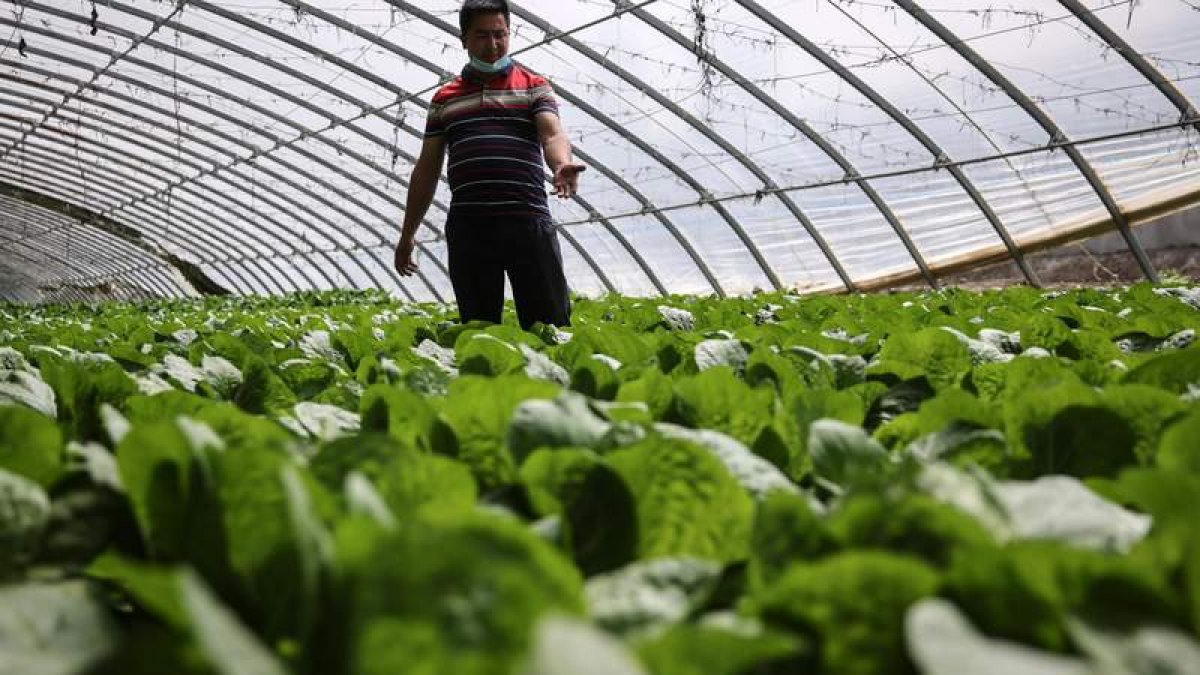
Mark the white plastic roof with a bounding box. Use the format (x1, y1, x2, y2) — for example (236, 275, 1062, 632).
(1, 0, 1198, 302)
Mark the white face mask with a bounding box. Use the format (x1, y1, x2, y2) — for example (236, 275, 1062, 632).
(469, 54, 512, 73)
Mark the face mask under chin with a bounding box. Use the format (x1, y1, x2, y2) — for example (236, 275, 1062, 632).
(469, 54, 512, 73)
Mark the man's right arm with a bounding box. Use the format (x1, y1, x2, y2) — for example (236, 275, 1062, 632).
(395, 135, 447, 276)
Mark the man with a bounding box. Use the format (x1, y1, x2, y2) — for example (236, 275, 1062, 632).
(394, 0, 585, 330)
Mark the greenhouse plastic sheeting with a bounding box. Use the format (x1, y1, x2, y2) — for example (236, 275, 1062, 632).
(1, 0, 1198, 302)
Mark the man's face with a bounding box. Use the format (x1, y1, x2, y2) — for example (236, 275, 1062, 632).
(463, 12, 510, 64)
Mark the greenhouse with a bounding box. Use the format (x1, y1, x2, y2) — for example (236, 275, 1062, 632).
(1, 0, 1197, 301)
(3, 1, 1200, 674)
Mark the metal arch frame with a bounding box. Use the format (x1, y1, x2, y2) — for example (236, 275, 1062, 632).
(1, 22, 352, 296)
(734, 0, 1039, 287)
(1058, 0, 1199, 131)
(894, 0, 1159, 282)
(567, 149, 689, 296)
(0, 232, 172, 298)
(0, 196, 191, 296)
(513, 2, 859, 291)
(33, 1, 470, 303)
(105, 0, 613, 298)
(0, 61, 432, 304)
(821, 1, 1061, 267)
(0, 158, 270, 295)
(0, 243, 154, 302)
(0, 112, 316, 294)
(507, 2, 796, 292)
(0, 233, 180, 299)
(0, 93, 338, 294)
(0, 90, 397, 299)
(0, 145, 283, 295)
(387, 0, 741, 295)
(4, 7, 442, 303)
(0, 174, 260, 295)
(280, 0, 657, 297)
(46, 264, 180, 298)
(0, 159, 277, 295)
(22, 0, 732, 298)
(3, 242, 180, 299)
(0, 121, 299, 296)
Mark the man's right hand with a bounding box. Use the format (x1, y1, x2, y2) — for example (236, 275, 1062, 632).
(394, 237, 418, 276)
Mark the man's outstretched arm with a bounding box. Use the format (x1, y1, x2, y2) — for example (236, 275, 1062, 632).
(395, 136, 447, 276)
(535, 111, 585, 199)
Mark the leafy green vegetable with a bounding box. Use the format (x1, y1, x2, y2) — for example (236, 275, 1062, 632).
(609, 436, 754, 562)
(0, 405, 63, 488)
(750, 551, 939, 675)
(0, 580, 119, 674)
(334, 513, 583, 675)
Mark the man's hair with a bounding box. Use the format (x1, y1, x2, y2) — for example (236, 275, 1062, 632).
(459, 0, 510, 36)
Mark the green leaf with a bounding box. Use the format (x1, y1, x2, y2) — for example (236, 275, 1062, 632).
(750, 551, 939, 675)
(520, 616, 648, 675)
(336, 513, 584, 675)
(572, 323, 654, 368)
(434, 375, 559, 491)
(569, 357, 620, 400)
(562, 462, 639, 575)
(114, 419, 199, 559)
(0, 405, 63, 488)
(507, 392, 613, 462)
(654, 423, 798, 500)
(457, 334, 526, 377)
(212, 446, 328, 643)
(1029, 404, 1139, 478)
(1124, 347, 1200, 394)
(276, 358, 340, 401)
(1020, 313, 1073, 353)
(829, 494, 994, 568)
(669, 367, 777, 453)
(233, 356, 297, 415)
(616, 367, 674, 421)
(374, 444, 477, 519)
(808, 419, 891, 489)
(906, 598, 1093, 675)
(520, 447, 602, 516)
(904, 425, 1010, 475)
(943, 540, 1176, 651)
(358, 384, 436, 451)
(0, 368, 57, 418)
(1067, 616, 1200, 675)
(39, 357, 138, 442)
(870, 328, 972, 390)
(608, 436, 754, 562)
(179, 570, 290, 675)
(1101, 384, 1186, 465)
(0, 580, 119, 674)
(0, 469, 50, 578)
(585, 557, 722, 636)
(749, 491, 837, 590)
(1158, 409, 1200, 474)
(635, 621, 804, 675)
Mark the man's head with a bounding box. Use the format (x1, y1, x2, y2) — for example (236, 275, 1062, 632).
(460, 0, 510, 64)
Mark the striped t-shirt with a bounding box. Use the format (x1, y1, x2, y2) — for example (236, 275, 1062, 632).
(425, 63, 559, 218)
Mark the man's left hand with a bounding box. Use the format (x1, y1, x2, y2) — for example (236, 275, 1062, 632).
(551, 163, 586, 199)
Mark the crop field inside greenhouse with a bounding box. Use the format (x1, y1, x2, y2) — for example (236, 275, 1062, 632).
(4, 0, 1200, 673)
(3, 286, 1200, 673)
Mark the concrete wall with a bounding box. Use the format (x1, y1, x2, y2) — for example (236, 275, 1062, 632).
(1086, 203, 1200, 253)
